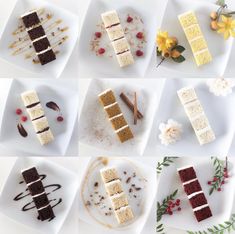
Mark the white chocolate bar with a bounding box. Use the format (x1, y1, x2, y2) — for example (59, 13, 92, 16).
(21, 90, 40, 107)
(101, 10, 120, 28)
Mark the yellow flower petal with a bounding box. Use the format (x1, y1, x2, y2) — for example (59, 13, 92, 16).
(224, 30, 230, 40)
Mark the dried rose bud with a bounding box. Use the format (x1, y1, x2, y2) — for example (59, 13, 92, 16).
(210, 20, 218, 31)
(210, 11, 218, 20)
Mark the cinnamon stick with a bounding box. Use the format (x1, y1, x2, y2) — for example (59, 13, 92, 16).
(119, 92, 144, 119)
(134, 92, 137, 125)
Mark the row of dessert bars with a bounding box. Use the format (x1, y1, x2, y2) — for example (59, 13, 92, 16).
(21, 10, 56, 65)
(100, 167, 134, 224)
(98, 89, 134, 143)
(21, 167, 55, 221)
(177, 86, 215, 145)
(101, 10, 134, 67)
(178, 11, 212, 66)
(178, 166, 212, 222)
(21, 90, 54, 145)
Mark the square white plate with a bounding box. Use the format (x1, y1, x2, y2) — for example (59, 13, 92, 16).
(158, 0, 234, 77)
(0, 157, 80, 234)
(0, 0, 79, 78)
(150, 79, 235, 156)
(78, 157, 157, 234)
(0, 79, 78, 156)
(78, 0, 158, 78)
(157, 157, 235, 231)
(78, 78, 164, 156)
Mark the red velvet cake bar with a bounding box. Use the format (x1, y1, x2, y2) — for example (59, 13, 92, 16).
(178, 165, 212, 222)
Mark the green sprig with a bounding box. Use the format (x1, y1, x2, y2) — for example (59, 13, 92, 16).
(157, 157, 175, 175)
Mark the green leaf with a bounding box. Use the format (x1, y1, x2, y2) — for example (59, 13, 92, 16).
(172, 45, 185, 53)
(216, 0, 225, 6)
(157, 47, 161, 56)
(172, 55, 185, 63)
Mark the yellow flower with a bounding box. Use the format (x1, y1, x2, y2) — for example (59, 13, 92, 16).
(156, 31, 174, 52)
(217, 15, 235, 40)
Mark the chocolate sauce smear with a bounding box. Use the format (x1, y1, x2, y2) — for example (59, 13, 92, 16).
(17, 123, 28, 137)
(13, 174, 62, 222)
(46, 101, 60, 112)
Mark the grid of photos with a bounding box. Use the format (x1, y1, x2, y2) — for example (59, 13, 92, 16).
(0, 0, 235, 234)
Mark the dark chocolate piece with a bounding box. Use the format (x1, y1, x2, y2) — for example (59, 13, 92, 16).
(28, 180, 45, 196)
(27, 25, 46, 41)
(22, 11, 40, 29)
(37, 49, 56, 65)
(38, 206, 55, 221)
(33, 37, 51, 53)
(22, 167, 40, 184)
(33, 193, 50, 208)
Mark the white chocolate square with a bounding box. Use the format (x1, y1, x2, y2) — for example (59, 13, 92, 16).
(105, 180, 123, 196)
(116, 51, 134, 67)
(101, 10, 120, 28)
(197, 129, 215, 145)
(112, 37, 130, 54)
(26, 103, 44, 120)
(100, 167, 119, 183)
(106, 24, 125, 41)
(177, 87, 197, 105)
(37, 129, 54, 145)
(114, 206, 134, 224)
(191, 115, 209, 131)
(184, 100, 204, 119)
(21, 90, 40, 107)
(110, 193, 128, 210)
(32, 116, 49, 132)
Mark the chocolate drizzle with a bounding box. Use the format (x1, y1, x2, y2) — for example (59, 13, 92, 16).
(17, 123, 28, 137)
(26, 102, 40, 109)
(46, 101, 60, 112)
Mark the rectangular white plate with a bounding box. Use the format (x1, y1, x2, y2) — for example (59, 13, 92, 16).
(0, 0, 79, 78)
(0, 79, 78, 156)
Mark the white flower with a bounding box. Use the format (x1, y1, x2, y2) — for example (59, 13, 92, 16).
(158, 119, 183, 146)
(207, 78, 235, 97)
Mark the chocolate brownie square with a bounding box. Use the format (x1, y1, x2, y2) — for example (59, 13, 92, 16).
(184, 180, 202, 195)
(38, 206, 55, 221)
(189, 192, 208, 209)
(33, 37, 51, 53)
(27, 25, 45, 41)
(194, 206, 212, 222)
(28, 180, 45, 196)
(178, 166, 197, 183)
(33, 193, 49, 209)
(37, 49, 56, 65)
(22, 167, 40, 184)
(22, 11, 40, 29)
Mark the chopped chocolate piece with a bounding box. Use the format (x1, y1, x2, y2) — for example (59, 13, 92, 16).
(27, 25, 46, 41)
(22, 11, 40, 29)
(33, 37, 51, 53)
(37, 49, 56, 65)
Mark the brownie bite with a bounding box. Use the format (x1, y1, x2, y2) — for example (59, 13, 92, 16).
(37, 49, 56, 65)
(27, 25, 46, 41)
(33, 193, 49, 208)
(38, 206, 55, 221)
(28, 180, 45, 196)
(33, 36, 51, 53)
(22, 167, 40, 184)
(22, 11, 40, 29)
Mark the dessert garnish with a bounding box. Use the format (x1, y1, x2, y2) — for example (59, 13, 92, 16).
(158, 119, 182, 146)
(126, 15, 133, 23)
(16, 108, 23, 115)
(46, 101, 60, 112)
(98, 89, 134, 143)
(178, 166, 212, 222)
(208, 157, 229, 195)
(17, 123, 28, 137)
(57, 116, 64, 122)
(14, 168, 62, 221)
(207, 77, 235, 96)
(119, 92, 144, 119)
(156, 30, 185, 67)
(177, 87, 215, 145)
(21, 116, 28, 122)
(209, 2, 235, 40)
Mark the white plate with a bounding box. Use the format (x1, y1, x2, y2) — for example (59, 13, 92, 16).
(157, 157, 235, 231)
(78, 78, 163, 156)
(78, 157, 157, 234)
(0, 0, 79, 78)
(78, 0, 158, 78)
(0, 157, 80, 234)
(150, 79, 235, 156)
(0, 79, 78, 156)
(158, 0, 234, 77)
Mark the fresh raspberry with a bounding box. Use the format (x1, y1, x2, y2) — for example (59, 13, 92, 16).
(177, 207, 181, 211)
(21, 116, 27, 122)
(213, 177, 218, 182)
(57, 116, 64, 122)
(222, 180, 225, 184)
(168, 201, 173, 206)
(136, 32, 144, 39)
(208, 181, 212, 185)
(217, 188, 221, 191)
(127, 16, 133, 23)
(136, 50, 144, 57)
(95, 32, 102, 38)
(98, 48, 105, 55)
(168, 211, 173, 215)
(16, 108, 22, 115)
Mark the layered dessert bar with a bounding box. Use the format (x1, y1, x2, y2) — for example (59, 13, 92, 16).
(21, 10, 56, 65)
(98, 89, 134, 143)
(21, 90, 54, 145)
(178, 166, 212, 222)
(101, 10, 134, 67)
(21, 167, 55, 221)
(178, 11, 212, 66)
(177, 87, 215, 145)
(100, 167, 134, 224)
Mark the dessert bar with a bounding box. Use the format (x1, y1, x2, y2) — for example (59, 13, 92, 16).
(21, 167, 55, 221)
(101, 10, 134, 67)
(178, 165, 212, 222)
(21, 10, 56, 65)
(98, 89, 134, 143)
(177, 87, 215, 145)
(21, 90, 54, 145)
(178, 11, 212, 66)
(100, 167, 134, 224)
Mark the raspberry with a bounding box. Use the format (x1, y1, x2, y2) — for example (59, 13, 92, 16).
(177, 207, 181, 211)
(57, 116, 64, 122)
(217, 188, 221, 191)
(127, 16, 133, 23)
(168, 210, 173, 215)
(222, 180, 225, 184)
(95, 32, 102, 38)
(213, 177, 217, 182)
(21, 116, 27, 122)
(168, 201, 173, 206)
(136, 32, 144, 39)
(136, 50, 144, 57)
(208, 181, 212, 185)
(16, 108, 22, 115)
(98, 48, 105, 55)
(176, 199, 180, 203)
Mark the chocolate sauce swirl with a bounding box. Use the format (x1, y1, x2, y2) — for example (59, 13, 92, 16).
(17, 123, 28, 138)
(46, 101, 60, 112)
